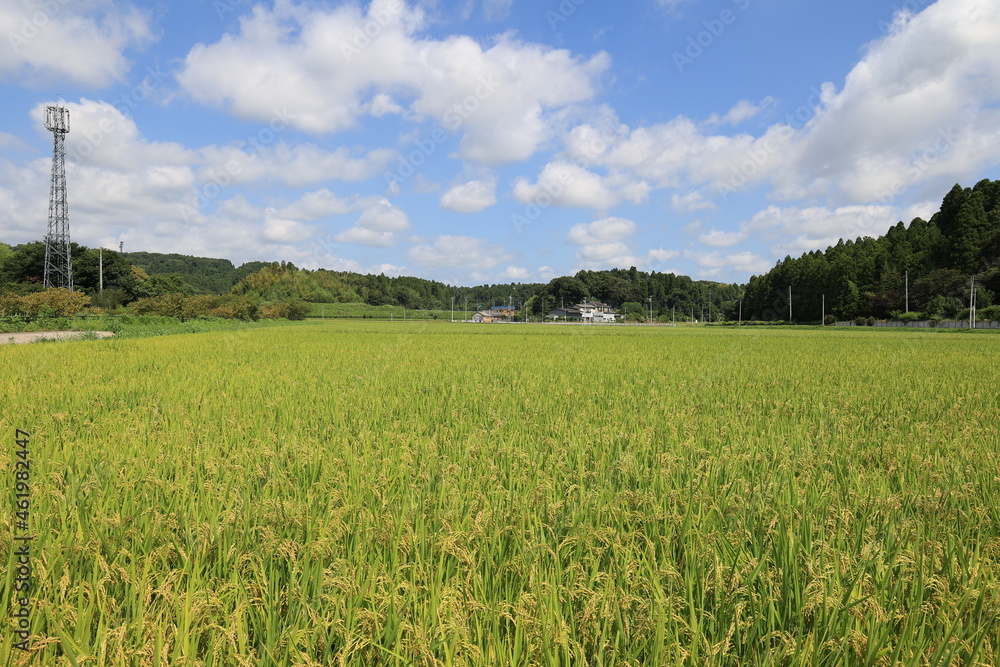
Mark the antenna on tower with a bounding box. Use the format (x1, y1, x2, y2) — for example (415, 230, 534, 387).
(43, 102, 72, 290)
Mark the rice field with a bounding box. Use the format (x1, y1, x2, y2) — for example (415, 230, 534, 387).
(2, 321, 1000, 666)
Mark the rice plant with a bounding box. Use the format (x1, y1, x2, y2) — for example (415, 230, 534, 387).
(2, 323, 998, 665)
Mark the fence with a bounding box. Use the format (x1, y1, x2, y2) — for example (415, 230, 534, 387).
(835, 320, 1000, 329)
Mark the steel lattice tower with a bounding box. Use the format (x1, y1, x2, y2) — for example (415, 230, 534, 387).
(43, 104, 72, 290)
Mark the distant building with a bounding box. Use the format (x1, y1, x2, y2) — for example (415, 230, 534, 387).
(547, 302, 618, 322)
(472, 310, 499, 323)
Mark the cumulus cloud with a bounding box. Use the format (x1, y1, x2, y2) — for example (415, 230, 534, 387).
(440, 177, 497, 213)
(559, 0, 1000, 212)
(698, 229, 746, 247)
(513, 162, 650, 210)
(766, 0, 1000, 204)
(408, 235, 512, 269)
(566, 217, 677, 270)
(334, 198, 410, 247)
(276, 189, 355, 221)
(500, 265, 532, 281)
(566, 217, 636, 245)
(671, 191, 716, 212)
(0, 1, 154, 87)
(176, 0, 609, 164)
(333, 227, 396, 247)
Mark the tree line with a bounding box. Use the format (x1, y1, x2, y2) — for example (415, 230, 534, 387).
(742, 179, 1000, 323)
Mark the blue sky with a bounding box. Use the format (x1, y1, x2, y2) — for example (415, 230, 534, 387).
(2, 0, 999, 285)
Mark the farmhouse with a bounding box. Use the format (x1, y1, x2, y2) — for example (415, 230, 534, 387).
(472, 310, 501, 323)
(547, 301, 619, 322)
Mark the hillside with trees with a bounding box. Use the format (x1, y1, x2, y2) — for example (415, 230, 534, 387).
(0, 239, 743, 322)
(742, 179, 1000, 322)
(124, 252, 270, 294)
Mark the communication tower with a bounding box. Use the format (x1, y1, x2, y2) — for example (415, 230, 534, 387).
(43, 104, 72, 289)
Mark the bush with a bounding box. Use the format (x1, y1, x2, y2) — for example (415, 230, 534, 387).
(866, 317, 877, 327)
(824, 314, 836, 326)
(980, 305, 1000, 321)
(260, 298, 311, 321)
(855, 317, 867, 327)
(19, 288, 90, 317)
(897, 311, 923, 322)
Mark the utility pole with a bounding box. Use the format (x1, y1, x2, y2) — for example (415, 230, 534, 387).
(822, 294, 825, 326)
(788, 286, 792, 322)
(451, 296, 454, 322)
(99, 247, 103, 291)
(708, 289, 712, 323)
(648, 296, 652, 324)
(970, 275, 977, 329)
(464, 296, 468, 322)
(739, 300, 742, 326)
(905, 270, 909, 313)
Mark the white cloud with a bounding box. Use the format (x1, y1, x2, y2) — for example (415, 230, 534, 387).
(0, 1, 154, 87)
(334, 227, 396, 247)
(566, 217, 636, 245)
(671, 191, 717, 212)
(176, 0, 609, 164)
(276, 189, 355, 221)
(355, 198, 411, 231)
(557, 0, 1000, 213)
(766, 0, 1000, 204)
(705, 98, 776, 126)
(698, 229, 746, 247)
(500, 265, 532, 281)
(333, 198, 410, 247)
(263, 210, 313, 243)
(565, 217, 678, 271)
(408, 235, 512, 269)
(366, 93, 403, 118)
(513, 162, 649, 210)
(440, 177, 497, 213)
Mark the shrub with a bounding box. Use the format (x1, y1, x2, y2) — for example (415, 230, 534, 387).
(824, 314, 836, 326)
(980, 305, 1000, 321)
(19, 288, 90, 317)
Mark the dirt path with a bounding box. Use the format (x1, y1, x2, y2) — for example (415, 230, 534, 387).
(1, 331, 114, 345)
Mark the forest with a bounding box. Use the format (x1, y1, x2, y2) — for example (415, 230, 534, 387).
(741, 179, 1000, 322)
